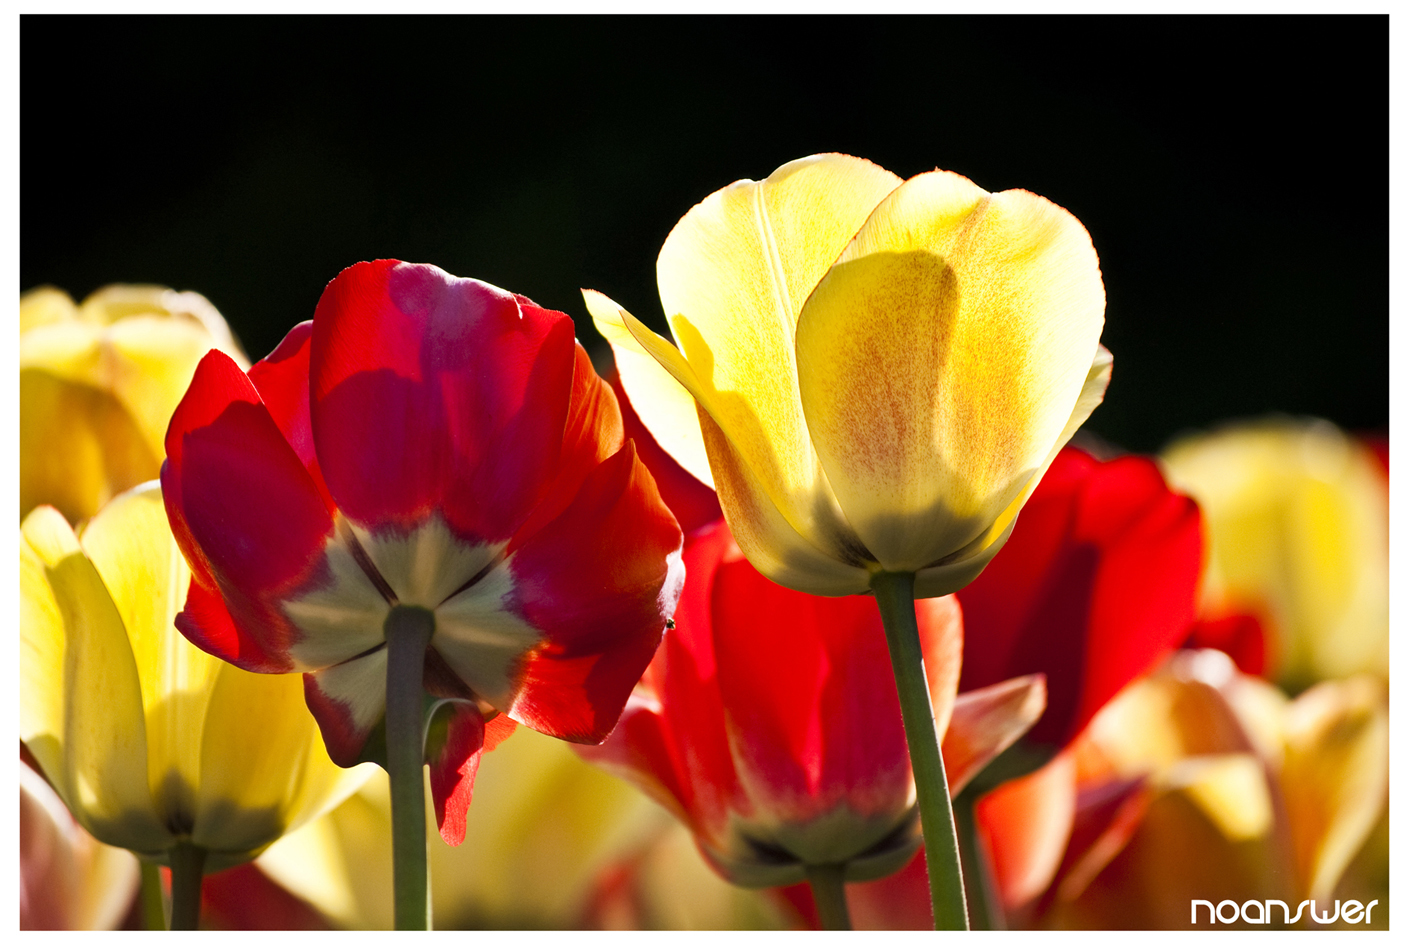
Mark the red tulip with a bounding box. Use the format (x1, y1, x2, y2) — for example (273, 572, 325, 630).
(957, 446, 1203, 751)
(162, 260, 685, 844)
(578, 519, 1046, 889)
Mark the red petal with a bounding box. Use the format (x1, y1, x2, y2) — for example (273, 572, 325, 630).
(301, 655, 386, 768)
(427, 702, 486, 847)
(509, 341, 625, 550)
(308, 260, 575, 541)
(711, 542, 911, 824)
(607, 364, 721, 535)
(505, 441, 683, 742)
(162, 350, 334, 673)
(1186, 612, 1269, 677)
(246, 320, 334, 511)
(957, 448, 1202, 747)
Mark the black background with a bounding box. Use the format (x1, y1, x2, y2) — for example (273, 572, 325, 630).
(20, 15, 1387, 453)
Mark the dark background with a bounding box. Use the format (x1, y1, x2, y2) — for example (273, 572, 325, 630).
(21, 15, 1387, 453)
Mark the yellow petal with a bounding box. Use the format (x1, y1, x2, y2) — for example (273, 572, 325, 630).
(20, 506, 165, 853)
(1280, 676, 1387, 901)
(19, 285, 78, 334)
(195, 661, 373, 868)
(698, 408, 871, 596)
(1164, 753, 1273, 842)
(20, 370, 160, 522)
(583, 288, 714, 489)
(911, 344, 1112, 599)
(79, 482, 220, 821)
(79, 284, 248, 364)
(796, 171, 1106, 572)
(655, 154, 900, 560)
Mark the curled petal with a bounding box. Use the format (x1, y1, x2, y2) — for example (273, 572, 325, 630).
(941, 674, 1048, 794)
(162, 350, 333, 673)
(302, 650, 389, 768)
(504, 441, 683, 742)
(426, 701, 486, 847)
(246, 320, 333, 508)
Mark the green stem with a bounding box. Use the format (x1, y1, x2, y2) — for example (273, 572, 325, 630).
(870, 570, 969, 931)
(385, 605, 435, 931)
(140, 860, 165, 930)
(167, 842, 206, 931)
(954, 787, 1006, 930)
(805, 863, 853, 931)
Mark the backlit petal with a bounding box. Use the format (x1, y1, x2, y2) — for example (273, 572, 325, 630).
(796, 171, 1106, 572)
(310, 260, 574, 541)
(426, 701, 486, 847)
(941, 675, 1048, 794)
(247, 320, 334, 508)
(20, 506, 165, 853)
(503, 442, 682, 742)
(80, 483, 220, 831)
(302, 651, 390, 768)
(654, 155, 898, 560)
(584, 289, 714, 489)
(162, 350, 335, 672)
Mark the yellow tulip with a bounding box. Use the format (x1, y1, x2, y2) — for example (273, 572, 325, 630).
(1160, 417, 1388, 689)
(20, 481, 371, 873)
(19, 284, 248, 523)
(585, 153, 1110, 597)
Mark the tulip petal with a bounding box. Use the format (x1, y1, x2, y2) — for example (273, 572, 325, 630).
(976, 751, 1078, 910)
(699, 408, 871, 596)
(426, 701, 486, 846)
(500, 441, 683, 742)
(163, 350, 337, 673)
(796, 171, 1106, 572)
(941, 674, 1047, 794)
(510, 341, 625, 548)
(302, 650, 390, 767)
(20, 506, 166, 853)
(910, 345, 1112, 600)
(584, 289, 714, 489)
(711, 546, 912, 855)
(20, 369, 159, 523)
(957, 448, 1201, 748)
(80, 483, 222, 828)
(194, 660, 362, 866)
(309, 260, 575, 542)
(246, 320, 335, 508)
(653, 155, 900, 563)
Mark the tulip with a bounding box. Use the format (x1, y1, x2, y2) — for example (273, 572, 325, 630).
(971, 650, 1387, 929)
(20, 283, 247, 523)
(1160, 417, 1388, 691)
(578, 519, 1045, 927)
(585, 153, 1109, 926)
(584, 152, 1109, 599)
(958, 446, 1203, 752)
(20, 482, 369, 928)
(20, 761, 140, 930)
(161, 260, 684, 928)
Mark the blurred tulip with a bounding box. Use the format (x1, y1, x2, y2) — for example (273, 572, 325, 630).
(160, 260, 684, 845)
(257, 727, 700, 929)
(1161, 417, 1388, 690)
(977, 650, 1387, 928)
(19, 283, 247, 523)
(585, 152, 1110, 598)
(20, 761, 140, 930)
(20, 482, 371, 874)
(578, 519, 1045, 890)
(957, 446, 1203, 751)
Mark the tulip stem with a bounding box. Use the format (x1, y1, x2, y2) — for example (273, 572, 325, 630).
(140, 861, 166, 930)
(805, 864, 853, 930)
(870, 570, 969, 931)
(167, 842, 206, 931)
(385, 604, 436, 931)
(953, 787, 1005, 930)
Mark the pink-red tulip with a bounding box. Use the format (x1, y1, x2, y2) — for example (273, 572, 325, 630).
(579, 519, 1045, 889)
(162, 260, 684, 844)
(957, 446, 1204, 751)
